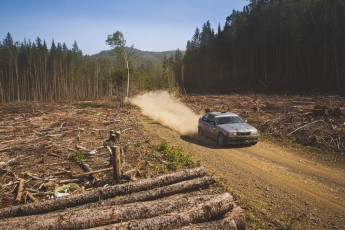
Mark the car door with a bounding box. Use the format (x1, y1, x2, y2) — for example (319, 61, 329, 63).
(200, 114, 210, 137)
(207, 114, 218, 140)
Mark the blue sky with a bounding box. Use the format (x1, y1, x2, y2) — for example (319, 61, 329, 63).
(0, 0, 248, 55)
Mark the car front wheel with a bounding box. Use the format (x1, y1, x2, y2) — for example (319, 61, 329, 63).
(217, 133, 225, 146)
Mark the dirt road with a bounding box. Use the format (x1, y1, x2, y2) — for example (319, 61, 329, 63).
(139, 114, 345, 229)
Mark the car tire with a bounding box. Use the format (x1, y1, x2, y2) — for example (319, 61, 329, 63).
(217, 133, 225, 146)
(198, 127, 204, 136)
(250, 141, 258, 145)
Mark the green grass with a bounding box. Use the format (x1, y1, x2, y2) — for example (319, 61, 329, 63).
(155, 140, 196, 171)
(69, 150, 85, 162)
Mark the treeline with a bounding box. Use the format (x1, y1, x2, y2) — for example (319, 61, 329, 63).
(0, 33, 171, 102)
(0, 33, 115, 102)
(182, 0, 345, 94)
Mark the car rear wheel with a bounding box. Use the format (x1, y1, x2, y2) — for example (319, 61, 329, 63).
(217, 133, 225, 146)
(198, 127, 204, 136)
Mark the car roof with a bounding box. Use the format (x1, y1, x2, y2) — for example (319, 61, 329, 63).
(207, 112, 238, 117)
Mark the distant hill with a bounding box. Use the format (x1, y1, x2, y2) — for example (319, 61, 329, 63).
(93, 48, 184, 69)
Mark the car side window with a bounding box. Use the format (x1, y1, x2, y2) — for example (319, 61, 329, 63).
(208, 115, 215, 124)
(202, 114, 208, 122)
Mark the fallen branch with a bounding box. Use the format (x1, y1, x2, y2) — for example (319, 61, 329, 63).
(2, 181, 19, 188)
(0, 167, 206, 218)
(25, 192, 38, 203)
(287, 120, 322, 136)
(72, 167, 112, 178)
(15, 179, 25, 203)
(58, 178, 84, 184)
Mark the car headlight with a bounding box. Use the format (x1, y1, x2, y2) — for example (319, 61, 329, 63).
(226, 131, 237, 137)
(251, 130, 258, 135)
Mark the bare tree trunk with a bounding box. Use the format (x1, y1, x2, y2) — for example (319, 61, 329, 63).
(125, 59, 129, 104)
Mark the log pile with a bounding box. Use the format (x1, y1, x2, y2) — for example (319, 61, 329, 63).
(0, 167, 245, 229)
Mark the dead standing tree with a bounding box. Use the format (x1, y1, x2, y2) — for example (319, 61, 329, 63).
(106, 31, 134, 104)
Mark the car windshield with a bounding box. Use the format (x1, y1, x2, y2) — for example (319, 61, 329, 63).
(216, 116, 244, 125)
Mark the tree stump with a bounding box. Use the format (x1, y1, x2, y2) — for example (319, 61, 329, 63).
(110, 146, 121, 183)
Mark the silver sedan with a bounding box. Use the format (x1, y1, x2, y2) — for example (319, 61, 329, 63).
(198, 112, 259, 146)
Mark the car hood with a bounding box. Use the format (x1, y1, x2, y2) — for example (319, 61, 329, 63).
(219, 123, 257, 132)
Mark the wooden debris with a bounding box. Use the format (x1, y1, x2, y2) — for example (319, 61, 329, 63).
(183, 94, 345, 153)
(110, 146, 121, 182)
(72, 168, 112, 178)
(25, 192, 38, 203)
(0, 167, 206, 218)
(77, 161, 96, 184)
(226, 206, 246, 230)
(287, 120, 322, 136)
(92, 193, 234, 230)
(15, 179, 25, 203)
(0, 194, 226, 229)
(70, 176, 216, 211)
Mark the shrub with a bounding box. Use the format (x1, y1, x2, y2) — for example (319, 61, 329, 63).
(157, 140, 195, 171)
(69, 150, 85, 162)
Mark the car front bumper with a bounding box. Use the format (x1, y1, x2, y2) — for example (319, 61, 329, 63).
(225, 136, 259, 144)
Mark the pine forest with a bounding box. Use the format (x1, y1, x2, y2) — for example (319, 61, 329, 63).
(182, 0, 345, 94)
(1, 0, 345, 103)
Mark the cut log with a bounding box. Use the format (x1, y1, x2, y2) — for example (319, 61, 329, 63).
(178, 207, 245, 230)
(178, 216, 237, 229)
(0, 167, 206, 218)
(70, 176, 216, 211)
(0, 194, 228, 230)
(15, 179, 25, 203)
(226, 206, 246, 230)
(91, 193, 234, 230)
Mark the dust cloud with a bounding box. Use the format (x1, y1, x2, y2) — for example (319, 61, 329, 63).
(130, 91, 200, 135)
